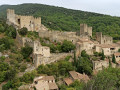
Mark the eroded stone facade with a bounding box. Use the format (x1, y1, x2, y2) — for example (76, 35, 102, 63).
(7, 9, 41, 31)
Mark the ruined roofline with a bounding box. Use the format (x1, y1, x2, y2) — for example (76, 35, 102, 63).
(7, 9, 41, 19)
(96, 32, 112, 38)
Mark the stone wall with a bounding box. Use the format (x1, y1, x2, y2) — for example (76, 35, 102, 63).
(96, 32, 113, 44)
(34, 53, 72, 68)
(79, 24, 92, 37)
(93, 60, 109, 71)
(7, 9, 41, 32)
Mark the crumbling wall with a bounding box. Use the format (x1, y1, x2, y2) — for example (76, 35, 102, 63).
(96, 32, 113, 44)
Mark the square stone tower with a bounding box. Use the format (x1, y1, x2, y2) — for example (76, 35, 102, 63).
(6, 9, 41, 32)
(79, 24, 92, 37)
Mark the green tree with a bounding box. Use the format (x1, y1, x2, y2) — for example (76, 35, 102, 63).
(0, 24, 5, 33)
(61, 40, 75, 52)
(101, 50, 105, 60)
(20, 71, 36, 83)
(77, 57, 92, 75)
(85, 68, 120, 90)
(19, 27, 28, 36)
(112, 54, 116, 63)
(21, 46, 33, 59)
(5, 25, 16, 38)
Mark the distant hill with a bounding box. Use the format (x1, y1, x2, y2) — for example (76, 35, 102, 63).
(0, 3, 120, 40)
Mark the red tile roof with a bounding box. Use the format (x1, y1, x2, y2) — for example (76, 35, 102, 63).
(63, 78, 73, 86)
(69, 71, 90, 83)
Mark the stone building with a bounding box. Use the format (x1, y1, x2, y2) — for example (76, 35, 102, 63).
(93, 59, 109, 71)
(114, 52, 120, 63)
(76, 38, 94, 56)
(78, 24, 92, 37)
(31, 76, 58, 90)
(96, 32, 113, 44)
(69, 71, 90, 83)
(7, 9, 41, 31)
(95, 43, 120, 56)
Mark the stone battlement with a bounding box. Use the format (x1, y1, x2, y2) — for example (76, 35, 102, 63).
(7, 9, 41, 32)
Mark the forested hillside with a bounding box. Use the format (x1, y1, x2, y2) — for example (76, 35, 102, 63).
(0, 3, 120, 40)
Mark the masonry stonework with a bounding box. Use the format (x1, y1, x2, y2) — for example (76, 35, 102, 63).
(96, 32, 113, 44)
(7, 9, 41, 32)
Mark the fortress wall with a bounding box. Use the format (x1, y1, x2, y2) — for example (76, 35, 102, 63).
(20, 16, 34, 31)
(96, 32, 102, 44)
(34, 17, 41, 31)
(80, 24, 88, 35)
(96, 32, 113, 44)
(87, 27, 92, 37)
(102, 35, 113, 44)
(7, 9, 16, 23)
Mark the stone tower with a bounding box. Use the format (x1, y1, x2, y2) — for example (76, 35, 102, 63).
(79, 24, 92, 37)
(6, 9, 41, 32)
(7, 9, 16, 24)
(96, 32, 113, 44)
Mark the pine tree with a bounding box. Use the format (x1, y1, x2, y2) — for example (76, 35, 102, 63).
(101, 50, 105, 60)
(112, 54, 116, 63)
(73, 50, 77, 67)
(108, 57, 111, 67)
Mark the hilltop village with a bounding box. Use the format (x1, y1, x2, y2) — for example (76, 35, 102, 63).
(1, 9, 120, 89)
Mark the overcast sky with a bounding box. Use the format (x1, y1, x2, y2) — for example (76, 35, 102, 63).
(0, 0, 120, 16)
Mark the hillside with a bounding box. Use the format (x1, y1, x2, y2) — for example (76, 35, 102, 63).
(0, 3, 120, 40)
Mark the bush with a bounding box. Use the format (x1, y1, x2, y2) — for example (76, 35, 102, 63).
(0, 56, 5, 61)
(5, 25, 16, 38)
(20, 71, 37, 83)
(20, 64, 27, 72)
(19, 27, 28, 36)
(61, 40, 75, 52)
(21, 46, 33, 59)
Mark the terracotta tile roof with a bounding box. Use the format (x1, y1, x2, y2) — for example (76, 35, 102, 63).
(34, 76, 55, 82)
(96, 43, 120, 48)
(114, 52, 120, 56)
(77, 38, 93, 44)
(43, 76, 55, 81)
(48, 83, 58, 90)
(69, 71, 90, 83)
(63, 78, 73, 86)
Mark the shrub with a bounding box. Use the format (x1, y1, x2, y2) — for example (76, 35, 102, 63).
(19, 27, 28, 36)
(21, 46, 33, 59)
(61, 40, 75, 52)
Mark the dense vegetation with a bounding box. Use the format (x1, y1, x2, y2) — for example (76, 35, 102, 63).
(1, 4, 120, 40)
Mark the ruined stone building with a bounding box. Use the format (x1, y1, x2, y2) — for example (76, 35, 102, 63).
(93, 59, 109, 71)
(7, 9, 120, 71)
(96, 32, 113, 44)
(76, 38, 94, 56)
(77, 24, 92, 37)
(7, 9, 41, 31)
(31, 76, 58, 90)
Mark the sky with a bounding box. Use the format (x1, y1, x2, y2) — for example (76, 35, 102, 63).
(0, 0, 120, 16)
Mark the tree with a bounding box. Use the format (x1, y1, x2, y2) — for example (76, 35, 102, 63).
(5, 26, 16, 38)
(61, 40, 75, 52)
(112, 54, 116, 63)
(76, 57, 92, 75)
(108, 57, 111, 67)
(19, 27, 28, 36)
(21, 46, 33, 59)
(0, 24, 5, 33)
(73, 50, 77, 66)
(101, 50, 105, 60)
(118, 48, 120, 52)
(20, 71, 36, 83)
(5, 68, 16, 80)
(81, 50, 89, 58)
(85, 68, 120, 90)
